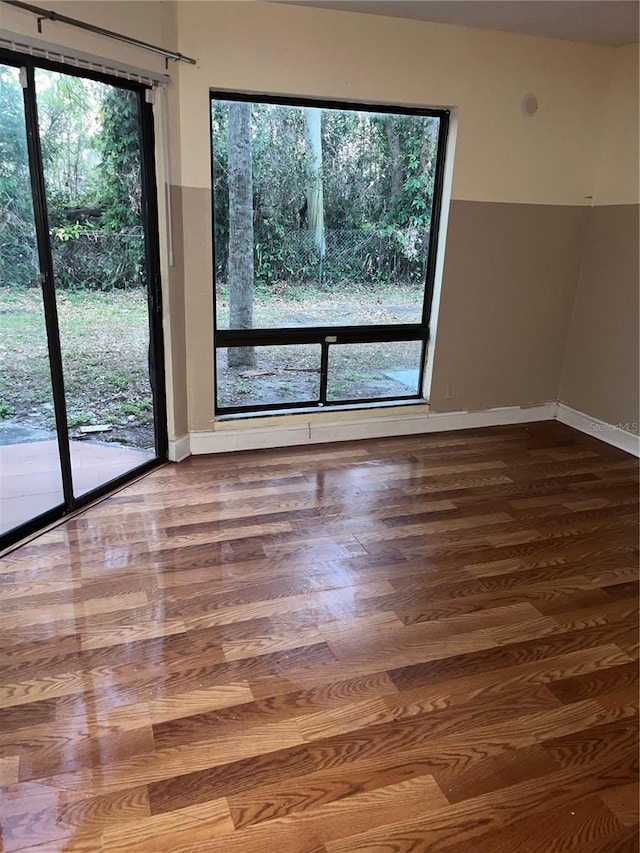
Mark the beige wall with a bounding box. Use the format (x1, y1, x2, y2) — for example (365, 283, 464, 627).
(0, 1, 171, 75)
(593, 44, 640, 207)
(560, 45, 640, 434)
(175, 2, 612, 204)
(172, 1, 617, 434)
(165, 185, 189, 438)
(430, 202, 589, 411)
(560, 205, 639, 431)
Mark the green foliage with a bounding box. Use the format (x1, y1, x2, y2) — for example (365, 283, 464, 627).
(1, 288, 154, 447)
(53, 220, 95, 242)
(98, 88, 142, 231)
(117, 399, 151, 418)
(233, 378, 252, 398)
(211, 100, 440, 289)
(0, 67, 39, 289)
(104, 370, 130, 392)
(0, 218, 38, 289)
(0, 68, 146, 292)
(67, 412, 94, 427)
(211, 103, 229, 274)
(254, 226, 320, 285)
(50, 228, 145, 292)
(0, 67, 31, 222)
(382, 114, 438, 231)
(0, 401, 14, 419)
(37, 72, 99, 220)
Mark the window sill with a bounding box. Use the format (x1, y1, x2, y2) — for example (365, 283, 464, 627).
(214, 397, 430, 422)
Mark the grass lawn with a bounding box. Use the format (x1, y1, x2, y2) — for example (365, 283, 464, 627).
(216, 282, 424, 408)
(216, 280, 423, 328)
(0, 287, 154, 449)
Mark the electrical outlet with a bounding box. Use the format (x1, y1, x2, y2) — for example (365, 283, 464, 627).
(445, 383, 457, 400)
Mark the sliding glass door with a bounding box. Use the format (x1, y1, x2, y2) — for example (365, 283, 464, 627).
(0, 62, 64, 535)
(0, 53, 166, 548)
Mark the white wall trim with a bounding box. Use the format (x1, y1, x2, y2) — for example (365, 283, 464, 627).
(556, 403, 640, 457)
(422, 111, 458, 402)
(175, 401, 640, 460)
(188, 403, 556, 455)
(168, 433, 191, 462)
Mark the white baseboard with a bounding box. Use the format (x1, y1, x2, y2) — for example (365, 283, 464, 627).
(175, 401, 639, 460)
(556, 403, 640, 458)
(188, 403, 557, 455)
(167, 433, 190, 462)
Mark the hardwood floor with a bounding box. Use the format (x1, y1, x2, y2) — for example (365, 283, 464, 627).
(0, 421, 638, 852)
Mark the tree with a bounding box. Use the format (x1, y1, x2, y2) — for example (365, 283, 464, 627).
(227, 101, 255, 367)
(303, 107, 325, 274)
(384, 116, 403, 219)
(0, 66, 38, 288)
(0, 67, 31, 221)
(210, 98, 441, 290)
(98, 87, 142, 230)
(36, 72, 99, 224)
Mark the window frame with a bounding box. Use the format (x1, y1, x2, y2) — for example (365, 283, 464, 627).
(209, 90, 450, 415)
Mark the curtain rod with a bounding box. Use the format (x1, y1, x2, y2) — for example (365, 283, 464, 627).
(0, 28, 172, 84)
(2, 0, 197, 65)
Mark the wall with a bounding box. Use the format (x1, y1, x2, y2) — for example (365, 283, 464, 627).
(560, 44, 640, 434)
(173, 1, 614, 440)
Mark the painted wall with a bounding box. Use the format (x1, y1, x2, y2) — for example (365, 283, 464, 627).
(430, 202, 589, 412)
(171, 0, 617, 435)
(560, 44, 640, 434)
(593, 44, 640, 207)
(174, 2, 611, 204)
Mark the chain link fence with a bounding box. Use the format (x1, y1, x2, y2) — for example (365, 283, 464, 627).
(0, 211, 39, 289)
(2, 220, 430, 292)
(0, 219, 146, 291)
(322, 227, 430, 286)
(217, 226, 431, 287)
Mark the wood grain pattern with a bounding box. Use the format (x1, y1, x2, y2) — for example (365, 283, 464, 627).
(0, 421, 637, 852)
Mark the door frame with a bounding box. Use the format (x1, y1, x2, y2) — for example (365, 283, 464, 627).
(0, 48, 167, 550)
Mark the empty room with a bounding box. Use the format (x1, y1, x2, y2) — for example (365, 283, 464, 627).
(0, 0, 638, 851)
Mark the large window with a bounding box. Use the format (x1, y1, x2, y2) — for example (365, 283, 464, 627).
(210, 92, 449, 414)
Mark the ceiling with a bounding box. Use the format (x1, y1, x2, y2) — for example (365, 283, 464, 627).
(275, 1, 639, 46)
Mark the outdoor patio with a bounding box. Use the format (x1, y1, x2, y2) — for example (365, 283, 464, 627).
(0, 438, 154, 537)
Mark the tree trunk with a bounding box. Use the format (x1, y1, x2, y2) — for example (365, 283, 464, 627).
(385, 117, 403, 205)
(227, 101, 255, 368)
(419, 120, 438, 176)
(303, 107, 325, 272)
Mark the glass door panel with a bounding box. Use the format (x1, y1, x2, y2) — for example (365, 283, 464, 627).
(0, 63, 64, 537)
(34, 69, 155, 499)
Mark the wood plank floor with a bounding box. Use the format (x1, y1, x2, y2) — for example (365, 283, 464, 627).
(0, 421, 638, 853)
